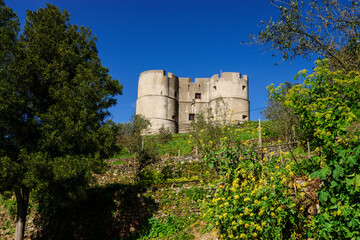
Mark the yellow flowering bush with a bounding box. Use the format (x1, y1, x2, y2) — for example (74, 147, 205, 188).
(268, 59, 360, 239)
(202, 157, 308, 239)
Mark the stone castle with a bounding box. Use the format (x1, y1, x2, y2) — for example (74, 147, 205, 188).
(136, 70, 250, 134)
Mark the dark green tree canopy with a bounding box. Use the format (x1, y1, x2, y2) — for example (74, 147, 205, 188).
(1, 1, 122, 197)
(0, 3, 122, 239)
(0, 0, 18, 64)
(252, 0, 360, 72)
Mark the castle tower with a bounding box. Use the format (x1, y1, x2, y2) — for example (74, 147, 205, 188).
(136, 70, 179, 134)
(209, 72, 249, 123)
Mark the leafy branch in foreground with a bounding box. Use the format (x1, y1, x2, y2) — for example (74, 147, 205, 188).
(251, 0, 360, 72)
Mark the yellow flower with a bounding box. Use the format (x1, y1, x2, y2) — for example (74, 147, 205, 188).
(245, 223, 249, 228)
(278, 139, 282, 144)
(240, 233, 245, 238)
(253, 232, 257, 237)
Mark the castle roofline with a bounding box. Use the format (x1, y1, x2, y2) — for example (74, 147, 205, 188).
(140, 70, 166, 77)
(139, 70, 178, 78)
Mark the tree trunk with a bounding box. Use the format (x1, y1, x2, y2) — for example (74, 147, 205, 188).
(14, 188, 29, 240)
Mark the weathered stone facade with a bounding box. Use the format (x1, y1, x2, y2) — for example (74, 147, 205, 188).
(136, 70, 250, 134)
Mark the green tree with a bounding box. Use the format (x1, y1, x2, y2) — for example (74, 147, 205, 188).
(0, 3, 122, 240)
(275, 60, 359, 152)
(262, 81, 300, 142)
(252, 0, 360, 72)
(0, 0, 18, 67)
(118, 114, 151, 155)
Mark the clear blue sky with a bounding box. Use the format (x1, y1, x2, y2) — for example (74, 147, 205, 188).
(5, 0, 315, 123)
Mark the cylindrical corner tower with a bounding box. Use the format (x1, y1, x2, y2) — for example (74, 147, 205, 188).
(136, 70, 179, 134)
(209, 72, 249, 123)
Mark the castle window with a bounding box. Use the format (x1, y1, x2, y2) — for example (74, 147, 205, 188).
(195, 93, 201, 99)
(242, 115, 248, 120)
(242, 85, 246, 91)
(213, 86, 217, 90)
(189, 114, 195, 121)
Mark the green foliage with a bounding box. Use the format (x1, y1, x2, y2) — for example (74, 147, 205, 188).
(139, 215, 195, 240)
(202, 158, 308, 239)
(262, 82, 300, 142)
(199, 126, 259, 177)
(190, 99, 232, 151)
(137, 168, 164, 186)
(157, 133, 193, 156)
(310, 137, 360, 239)
(269, 59, 360, 155)
(0, 3, 122, 238)
(195, 117, 310, 239)
(252, 0, 360, 72)
(0, 192, 17, 217)
(158, 125, 172, 144)
(269, 59, 360, 239)
(118, 114, 151, 157)
(0, 0, 18, 68)
(181, 186, 207, 202)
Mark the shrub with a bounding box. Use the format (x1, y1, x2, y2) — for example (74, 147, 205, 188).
(269, 59, 360, 239)
(202, 157, 309, 240)
(159, 125, 172, 144)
